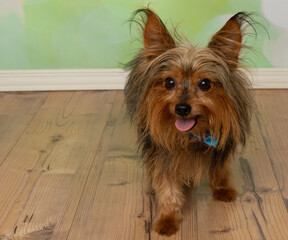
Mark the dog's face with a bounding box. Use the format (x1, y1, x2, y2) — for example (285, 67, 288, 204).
(143, 47, 238, 150)
(125, 9, 253, 151)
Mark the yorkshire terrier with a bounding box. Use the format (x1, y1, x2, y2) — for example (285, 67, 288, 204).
(124, 8, 254, 236)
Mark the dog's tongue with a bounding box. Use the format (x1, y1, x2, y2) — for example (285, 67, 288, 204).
(175, 118, 196, 132)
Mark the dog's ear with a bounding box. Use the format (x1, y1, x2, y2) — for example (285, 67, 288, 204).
(208, 13, 246, 67)
(142, 9, 175, 59)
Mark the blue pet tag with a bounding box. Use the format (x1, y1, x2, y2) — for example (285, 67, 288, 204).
(189, 133, 218, 147)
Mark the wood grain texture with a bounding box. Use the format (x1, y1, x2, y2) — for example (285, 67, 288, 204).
(0, 91, 116, 239)
(255, 90, 288, 211)
(0, 92, 48, 166)
(0, 90, 287, 240)
(66, 91, 144, 240)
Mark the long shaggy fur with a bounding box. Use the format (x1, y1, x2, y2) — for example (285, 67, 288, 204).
(124, 8, 255, 236)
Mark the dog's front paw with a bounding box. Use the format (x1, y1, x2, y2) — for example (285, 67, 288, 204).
(213, 187, 237, 202)
(154, 216, 179, 236)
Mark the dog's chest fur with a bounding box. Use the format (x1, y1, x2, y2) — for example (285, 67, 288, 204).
(146, 141, 214, 186)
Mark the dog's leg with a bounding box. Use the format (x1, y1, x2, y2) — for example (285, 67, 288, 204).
(151, 174, 184, 236)
(209, 152, 237, 202)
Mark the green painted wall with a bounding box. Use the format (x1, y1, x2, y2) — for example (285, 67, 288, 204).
(0, 0, 285, 69)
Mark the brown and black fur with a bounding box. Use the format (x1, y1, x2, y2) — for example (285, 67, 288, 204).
(124, 8, 254, 236)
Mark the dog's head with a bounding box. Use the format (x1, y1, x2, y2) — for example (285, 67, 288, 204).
(125, 9, 253, 152)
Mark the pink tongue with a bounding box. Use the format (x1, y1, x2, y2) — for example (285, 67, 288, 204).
(175, 118, 196, 132)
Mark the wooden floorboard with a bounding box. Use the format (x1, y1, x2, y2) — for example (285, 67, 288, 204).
(0, 90, 287, 240)
(0, 92, 49, 166)
(254, 90, 288, 211)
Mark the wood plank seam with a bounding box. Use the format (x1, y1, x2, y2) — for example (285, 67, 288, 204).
(255, 112, 288, 212)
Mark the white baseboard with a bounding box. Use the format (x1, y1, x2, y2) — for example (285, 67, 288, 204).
(250, 68, 288, 89)
(0, 68, 287, 91)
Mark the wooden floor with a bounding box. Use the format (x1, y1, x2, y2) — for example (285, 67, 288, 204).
(0, 90, 287, 240)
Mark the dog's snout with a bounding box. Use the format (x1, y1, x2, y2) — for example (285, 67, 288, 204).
(175, 103, 191, 117)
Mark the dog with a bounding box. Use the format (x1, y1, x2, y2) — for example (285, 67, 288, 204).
(124, 8, 254, 236)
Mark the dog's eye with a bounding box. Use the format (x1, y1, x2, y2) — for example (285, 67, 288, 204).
(198, 79, 211, 91)
(165, 77, 175, 90)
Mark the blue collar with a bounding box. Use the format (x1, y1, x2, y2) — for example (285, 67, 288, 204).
(189, 133, 218, 147)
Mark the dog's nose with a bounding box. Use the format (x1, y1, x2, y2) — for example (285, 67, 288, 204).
(175, 103, 191, 117)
